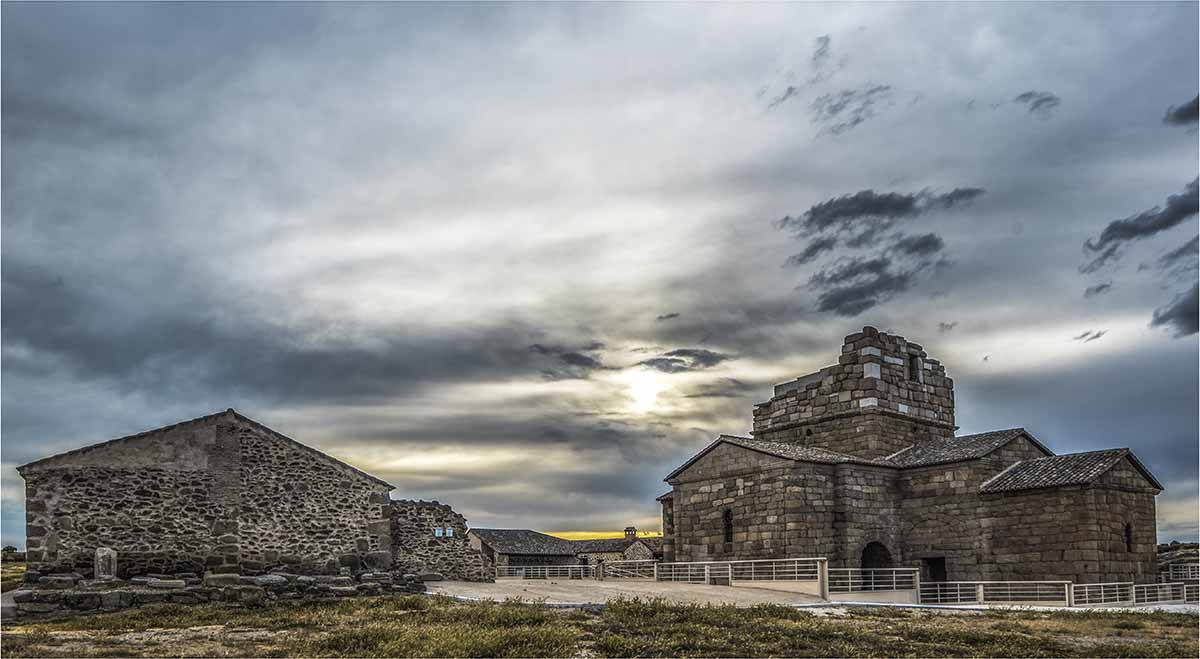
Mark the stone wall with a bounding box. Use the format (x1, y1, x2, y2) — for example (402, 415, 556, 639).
(667, 443, 840, 562)
(752, 327, 955, 459)
(832, 464, 901, 568)
(20, 412, 393, 577)
(234, 422, 393, 574)
(389, 500, 491, 581)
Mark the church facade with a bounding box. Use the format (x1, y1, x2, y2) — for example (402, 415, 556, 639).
(659, 327, 1163, 585)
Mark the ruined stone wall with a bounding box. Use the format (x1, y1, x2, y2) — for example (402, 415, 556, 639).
(389, 500, 491, 581)
(623, 541, 656, 561)
(752, 327, 955, 459)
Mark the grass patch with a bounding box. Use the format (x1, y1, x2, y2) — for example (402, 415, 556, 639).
(3, 595, 1197, 657)
(1, 561, 27, 592)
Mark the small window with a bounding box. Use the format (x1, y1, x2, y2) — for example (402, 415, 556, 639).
(446, 528, 454, 537)
(1124, 523, 1133, 552)
(907, 356, 922, 383)
(434, 527, 444, 537)
(722, 509, 734, 543)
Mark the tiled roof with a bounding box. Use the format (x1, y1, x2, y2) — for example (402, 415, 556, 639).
(979, 449, 1162, 493)
(571, 538, 633, 554)
(469, 529, 577, 555)
(884, 428, 1049, 468)
(720, 436, 894, 467)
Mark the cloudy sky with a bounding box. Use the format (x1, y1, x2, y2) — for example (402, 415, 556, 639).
(3, 3, 1197, 548)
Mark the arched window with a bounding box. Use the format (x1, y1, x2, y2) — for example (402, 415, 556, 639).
(1124, 523, 1133, 552)
(722, 509, 734, 543)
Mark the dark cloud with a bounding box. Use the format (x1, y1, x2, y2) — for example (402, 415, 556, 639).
(1072, 329, 1108, 342)
(682, 377, 757, 399)
(1083, 282, 1112, 298)
(1157, 236, 1199, 271)
(806, 256, 919, 316)
(1013, 90, 1061, 118)
(779, 187, 984, 237)
(638, 348, 734, 373)
(766, 85, 799, 110)
(655, 312, 680, 321)
(810, 84, 892, 135)
(937, 321, 958, 333)
(812, 35, 831, 72)
(1150, 283, 1199, 337)
(784, 236, 839, 267)
(1163, 95, 1199, 125)
(890, 233, 945, 257)
(529, 342, 607, 378)
(1081, 178, 1199, 271)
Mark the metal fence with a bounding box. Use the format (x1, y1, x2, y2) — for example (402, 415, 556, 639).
(728, 558, 821, 583)
(919, 581, 1071, 606)
(653, 558, 824, 586)
(1133, 582, 1186, 605)
(1072, 582, 1133, 606)
(1185, 584, 1199, 604)
(828, 568, 919, 593)
(604, 560, 657, 579)
(495, 565, 594, 580)
(1160, 563, 1199, 582)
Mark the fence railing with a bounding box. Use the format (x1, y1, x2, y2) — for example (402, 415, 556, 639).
(604, 560, 657, 579)
(919, 581, 1071, 606)
(1185, 584, 1199, 604)
(495, 565, 594, 580)
(1072, 582, 1133, 606)
(653, 558, 824, 586)
(729, 558, 821, 582)
(1160, 563, 1199, 582)
(829, 568, 919, 593)
(1134, 582, 1186, 605)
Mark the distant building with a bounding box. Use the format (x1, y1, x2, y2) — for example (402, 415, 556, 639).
(660, 327, 1163, 585)
(18, 409, 489, 579)
(469, 526, 662, 567)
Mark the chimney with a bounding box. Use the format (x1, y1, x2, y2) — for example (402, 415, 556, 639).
(624, 526, 637, 539)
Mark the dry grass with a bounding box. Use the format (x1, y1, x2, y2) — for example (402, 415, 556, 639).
(2, 594, 1196, 658)
(1, 562, 27, 593)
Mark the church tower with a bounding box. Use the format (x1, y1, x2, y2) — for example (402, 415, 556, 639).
(751, 326, 955, 459)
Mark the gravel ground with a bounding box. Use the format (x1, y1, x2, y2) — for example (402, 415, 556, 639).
(426, 579, 826, 606)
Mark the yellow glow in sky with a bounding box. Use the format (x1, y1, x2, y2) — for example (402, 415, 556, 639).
(547, 531, 664, 540)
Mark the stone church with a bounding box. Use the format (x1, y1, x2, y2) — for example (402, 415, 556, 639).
(17, 409, 489, 580)
(659, 327, 1163, 585)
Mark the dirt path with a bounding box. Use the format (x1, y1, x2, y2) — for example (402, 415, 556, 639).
(426, 579, 826, 606)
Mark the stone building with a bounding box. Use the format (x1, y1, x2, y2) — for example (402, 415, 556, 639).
(660, 327, 1163, 585)
(469, 527, 662, 567)
(17, 409, 489, 580)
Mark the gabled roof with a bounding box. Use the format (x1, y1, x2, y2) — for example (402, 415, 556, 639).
(16, 409, 393, 489)
(884, 428, 1052, 468)
(664, 434, 892, 481)
(572, 538, 635, 553)
(979, 448, 1164, 493)
(469, 528, 577, 555)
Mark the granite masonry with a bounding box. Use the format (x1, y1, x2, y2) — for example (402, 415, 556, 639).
(660, 327, 1163, 585)
(17, 410, 490, 582)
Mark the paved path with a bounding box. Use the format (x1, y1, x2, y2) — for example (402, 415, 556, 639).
(427, 579, 824, 607)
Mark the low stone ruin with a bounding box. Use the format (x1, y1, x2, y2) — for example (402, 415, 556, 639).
(10, 548, 438, 618)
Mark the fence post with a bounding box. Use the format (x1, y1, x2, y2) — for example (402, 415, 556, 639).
(976, 583, 986, 605)
(913, 569, 921, 604)
(1066, 582, 1074, 608)
(653, 562, 659, 581)
(818, 559, 829, 601)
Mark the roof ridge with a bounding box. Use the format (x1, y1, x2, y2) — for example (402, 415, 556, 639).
(17, 408, 239, 472)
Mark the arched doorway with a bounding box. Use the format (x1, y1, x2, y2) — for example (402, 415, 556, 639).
(861, 542, 893, 570)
